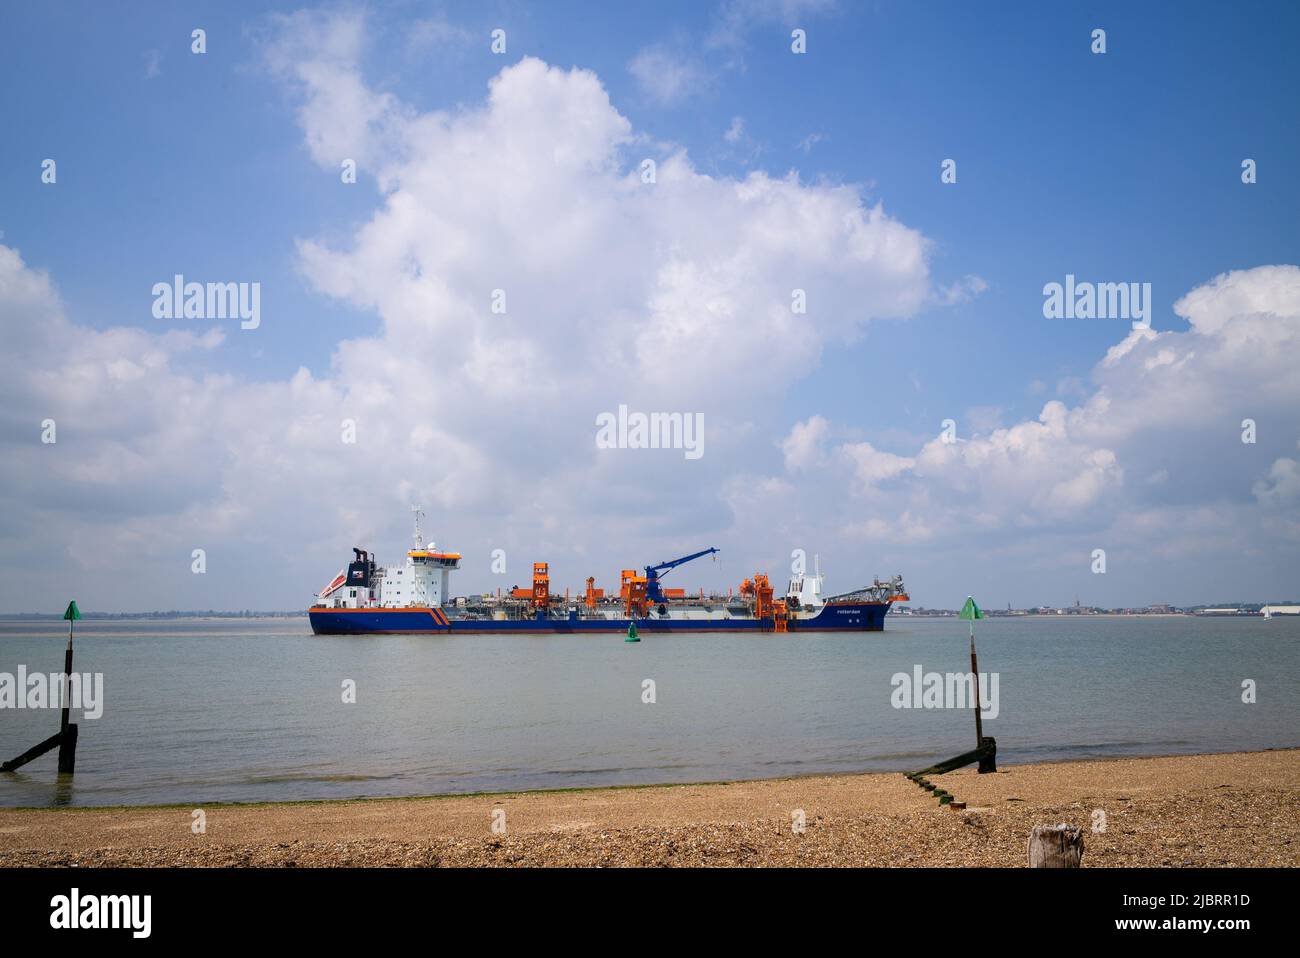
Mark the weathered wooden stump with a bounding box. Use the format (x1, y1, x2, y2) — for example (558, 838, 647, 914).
(1027, 824, 1084, 868)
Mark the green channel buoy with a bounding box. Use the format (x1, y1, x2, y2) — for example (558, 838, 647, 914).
(625, 622, 639, 642)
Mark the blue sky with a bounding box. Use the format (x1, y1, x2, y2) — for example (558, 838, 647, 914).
(2, 1, 1299, 611)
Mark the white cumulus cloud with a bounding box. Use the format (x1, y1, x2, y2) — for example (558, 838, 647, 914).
(0, 16, 941, 610)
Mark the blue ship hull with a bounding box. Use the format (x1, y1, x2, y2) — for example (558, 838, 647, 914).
(309, 601, 890, 634)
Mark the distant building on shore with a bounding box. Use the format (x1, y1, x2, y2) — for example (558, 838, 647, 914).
(1261, 605, 1300, 617)
(877, 601, 1291, 617)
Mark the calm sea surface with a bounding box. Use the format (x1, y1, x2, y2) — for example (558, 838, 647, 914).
(0, 615, 1296, 807)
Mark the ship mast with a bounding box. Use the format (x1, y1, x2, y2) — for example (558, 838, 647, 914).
(411, 505, 425, 551)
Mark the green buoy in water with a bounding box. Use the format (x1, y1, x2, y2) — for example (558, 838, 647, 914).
(625, 622, 639, 642)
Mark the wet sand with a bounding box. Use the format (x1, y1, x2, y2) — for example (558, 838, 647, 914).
(0, 749, 1295, 867)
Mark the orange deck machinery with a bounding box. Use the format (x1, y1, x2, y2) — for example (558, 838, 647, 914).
(739, 574, 787, 630)
(510, 562, 552, 611)
(621, 569, 649, 618)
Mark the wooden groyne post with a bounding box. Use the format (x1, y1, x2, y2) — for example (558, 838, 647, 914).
(959, 596, 996, 772)
(912, 738, 998, 777)
(1028, 824, 1084, 867)
(903, 595, 999, 806)
(1, 601, 80, 775)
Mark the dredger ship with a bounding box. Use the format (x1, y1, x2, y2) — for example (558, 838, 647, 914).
(308, 510, 908, 635)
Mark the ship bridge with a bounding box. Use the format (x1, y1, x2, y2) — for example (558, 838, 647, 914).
(377, 508, 461, 608)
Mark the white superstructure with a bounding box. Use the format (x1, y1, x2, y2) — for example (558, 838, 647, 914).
(786, 555, 826, 616)
(318, 508, 461, 610)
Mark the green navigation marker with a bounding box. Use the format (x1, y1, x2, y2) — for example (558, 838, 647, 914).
(959, 594, 990, 763)
(63, 600, 81, 621)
